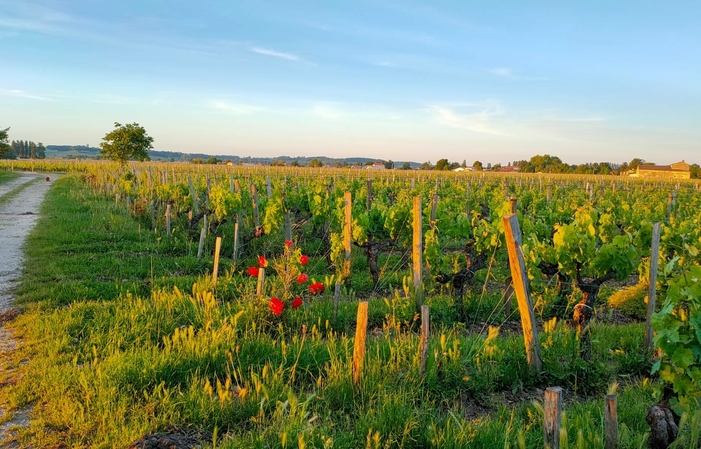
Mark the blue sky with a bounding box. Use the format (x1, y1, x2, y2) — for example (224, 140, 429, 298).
(1, 1, 699, 164)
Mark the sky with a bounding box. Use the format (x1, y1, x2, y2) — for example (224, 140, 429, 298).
(1, 0, 699, 165)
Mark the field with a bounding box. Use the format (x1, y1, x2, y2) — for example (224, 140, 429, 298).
(0, 159, 699, 448)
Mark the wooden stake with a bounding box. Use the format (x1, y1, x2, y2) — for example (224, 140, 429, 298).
(212, 237, 222, 285)
(197, 225, 206, 259)
(605, 394, 618, 449)
(544, 387, 563, 449)
(251, 184, 260, 230)
(233, 221, 239, 262)
(266, 176, 272, 199)
(165, 204, 171, 236)
(284, 212, 292, 242)
(256, 267, 265, 296)
(503, 214, 542, 373)
(419, 305, 429, 375)
(412, 196, 423, 310)
(343, 191, 352, 282)
(352, 301, 369, 385)
(645, 222, 661, 351)
(333, 280, 341, 321)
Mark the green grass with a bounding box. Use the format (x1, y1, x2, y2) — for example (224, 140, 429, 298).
(0, 176, 42, 207)
(2, 175, 691, 448)
(0, 171, 20, 185)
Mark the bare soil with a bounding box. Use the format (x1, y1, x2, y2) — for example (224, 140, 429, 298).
(0, 172, 59, 447)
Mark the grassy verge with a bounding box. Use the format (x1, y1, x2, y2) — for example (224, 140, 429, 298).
(0, 175, 40, 207)
(0, 171, 20, 185)
(0, 175, 674, 448)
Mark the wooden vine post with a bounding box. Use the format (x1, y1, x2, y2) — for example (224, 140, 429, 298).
(352, 301, 369, 385)
(412, 196, 423, 310)
(256, 268, 265, 296)
(212, 236, 222, 285)
(251, 184, 261, 231)
(233, 221, 239, 262)
(419, 305, 429, 375)
(645, 222, 661, 351)
(343, 191, 352, 283)
(605, 394, 618, 449)
(197, 214, 208, 259)
(544, 387, 563, 449)
(165, 204, 171, 236)
(503, 214, 542, 373)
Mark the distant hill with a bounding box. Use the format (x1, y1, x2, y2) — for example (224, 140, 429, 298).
(45, 145, 420, 168)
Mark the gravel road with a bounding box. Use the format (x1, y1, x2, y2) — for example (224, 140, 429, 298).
(0, 172, 57, 446)
(0, 172, 58, 312)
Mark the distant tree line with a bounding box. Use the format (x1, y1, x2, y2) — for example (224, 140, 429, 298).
(7, 140, 46, 159)
(0, 127, 46, 159)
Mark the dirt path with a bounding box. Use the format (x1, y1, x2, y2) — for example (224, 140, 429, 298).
(0, 172, 59, 447)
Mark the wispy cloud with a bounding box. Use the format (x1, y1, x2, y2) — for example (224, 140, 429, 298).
(250, 47, 300, 61)
(208, 100, 263, 114)
(428, 100, 508, 135)
(0, 88, 53, 101)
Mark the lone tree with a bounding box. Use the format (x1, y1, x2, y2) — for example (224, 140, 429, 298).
(0, 127, 9, 158)
(100, 122, 153, 164)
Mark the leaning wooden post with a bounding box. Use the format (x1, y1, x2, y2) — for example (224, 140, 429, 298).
(197, 223, 206, 259)
(352, 301, 369, 385)
(510, 197, 517, 214)
(256, 268, 265, 296)
(604, 394, 618, 449)
(544, 387, 563, 449)
(503, 214, 542, 373)
(233, 221, 239, 262)
(251, 184, 261, 231)
(419, 305, 430, 376)
(645, 222, 661, 351)
(284, 213, 292, 242)
(343, 191, 352, 283)
(165, 204, 172, 236)
(412, 196, 424, 310)
(366, 179, 372, 212)
(212, 237, 222, 286)
(333, 280, 341, 321)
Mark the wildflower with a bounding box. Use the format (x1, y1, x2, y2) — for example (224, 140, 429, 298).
(297, 273, 308, 284)
(269, 297, 284, 315)
(292, 297, 303, 309)
(258, 255, 268, 268)
(308, 281, 324, 295)
(285, 240, 293, 248)
(299, 255, 309, 265)
(247, 266, 259, 277)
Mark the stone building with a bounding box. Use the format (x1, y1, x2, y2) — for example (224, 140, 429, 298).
(628, 161, 691, 179)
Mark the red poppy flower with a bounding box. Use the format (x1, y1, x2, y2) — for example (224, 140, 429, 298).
(247, 266, 259, 277)
(292, 297, 303, 309)
(285, 240, 293, 248)
(299, 255, 309, 265)
(258, 255, 268, 268)
(269, 297, 284, 315)
(308, 281, 324, 295)
(297, 273, 308, 284)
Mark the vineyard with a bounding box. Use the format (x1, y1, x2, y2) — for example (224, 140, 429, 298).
(0, 159, 700, 448)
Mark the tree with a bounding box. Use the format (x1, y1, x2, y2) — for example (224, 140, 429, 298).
(420, 161, 433, 170)
(691, 163, 701, 179)
(384, 160, 394, 169)
(206, 157, 220, 164)
(0, 127, 9, 158)
(434, 158, 451, 170)
(402, 162, 411, 170)
(308, 159, 323, 167)
(99, 122, 153, 164)
(472, 160, 483, 171)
